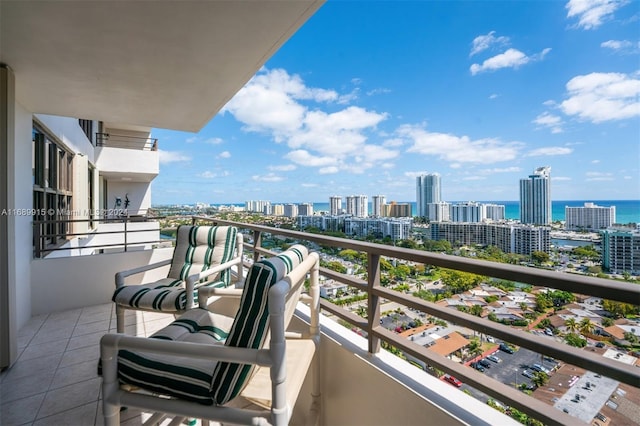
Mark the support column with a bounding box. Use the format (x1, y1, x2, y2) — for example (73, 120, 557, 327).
(0, 64, 17, 369)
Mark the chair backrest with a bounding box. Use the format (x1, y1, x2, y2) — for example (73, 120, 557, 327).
(168, 225, 238, 285)
(209, 244, 309, 405)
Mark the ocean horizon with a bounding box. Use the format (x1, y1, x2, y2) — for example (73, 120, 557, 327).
(172, 199, 640, 224)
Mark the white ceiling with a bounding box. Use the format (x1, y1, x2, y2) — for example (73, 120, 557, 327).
(0, 0, 324, 132)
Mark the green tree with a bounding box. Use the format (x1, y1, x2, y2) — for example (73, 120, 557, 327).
(531, 250, 550, 264)
(579, 318, 595, 336)
(532, 371, 549, 388)
(470, 304, 483, 317)
(564, 317, 578, 334)
(440, 269, 484, 294)
(565, 333, 587, 347)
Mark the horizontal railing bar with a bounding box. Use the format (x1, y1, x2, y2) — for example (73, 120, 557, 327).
(319, 299, 368, 330)
(37, 240, 167, 253)
(193, 217, 639, 305)
(37, 228, 161, 240)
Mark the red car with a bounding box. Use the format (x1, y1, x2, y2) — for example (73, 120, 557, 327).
(443, 374, 463, 387)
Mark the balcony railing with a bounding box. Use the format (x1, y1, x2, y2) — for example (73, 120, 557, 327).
(95, 132, 158, 151)
(32, 215, 167, 258)
(191, 215, 640, 426)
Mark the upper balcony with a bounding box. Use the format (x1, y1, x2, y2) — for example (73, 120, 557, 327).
(11, 217, 638, 425)
(95, 130, 159, 182)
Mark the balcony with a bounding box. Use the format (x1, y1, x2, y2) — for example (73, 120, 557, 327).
(2, 218, 639, 425)
(95, 132, 159, 183)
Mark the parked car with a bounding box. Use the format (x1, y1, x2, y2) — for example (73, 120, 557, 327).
(443, 374, 463, 387)
(531, 364, 550, 374)
(478, 359, 492, 368)
(471, 362, 485, 372)
(487, 355, 501, 363)
(499, 343, 514, 354)
(486, 336, 495, 343)
(522, 369, 534, 379)
(595, 342, 605, 348)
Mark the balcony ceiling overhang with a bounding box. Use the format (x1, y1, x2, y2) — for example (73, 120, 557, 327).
(0, 0, 324, 132)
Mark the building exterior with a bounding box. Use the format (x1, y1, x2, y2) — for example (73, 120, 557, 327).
(371, 195, 386, 217)
(345, 217, 413, 240)
(329, 195, 342, 215)
(298, 203, 314, 216)
(427, 202, 451, 222)
(519, 166, 551, 225)
(450, 202, 485, 223)
(283, 204, 298, 218)
(272, 204, 285, 216)
(246, 200, 271, 213)
(346, 195, 368, 218)
(429, 222, 551, 255)
(484, 204, 506, 221)
(565, 202, 616, 230)
(601, 228, 640, 274)
(416, 173, 441, 218)
(383, 201, 412, 218)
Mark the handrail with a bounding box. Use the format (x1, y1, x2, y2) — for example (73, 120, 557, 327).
(95, 132, 158, 151)
(191, 215, 640, 426)
(32, 216, 166, 258)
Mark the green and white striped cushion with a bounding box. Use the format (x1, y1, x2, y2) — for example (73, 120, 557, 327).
(112, 225, 237, 312)
(210, 245, 308, 405)
(116, 308, 234, 405)
(115, 244, 308, 406)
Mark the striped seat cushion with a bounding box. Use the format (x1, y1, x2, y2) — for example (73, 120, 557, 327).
(116, 308, 235, 405)
(112, 225, 238, 312)
(210, 245, 308, 405)
(115, 245, 308, 406)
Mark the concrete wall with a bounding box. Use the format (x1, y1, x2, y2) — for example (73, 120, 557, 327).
(105, 181, 152, 215)
(95, 146, 158, 176)
(30, 247, 173, 315)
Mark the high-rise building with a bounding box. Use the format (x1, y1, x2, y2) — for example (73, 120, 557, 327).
(416, 173, 441, 218)
(283, 203, 298, 218)
(245, 200, 270, 213)
(426, 202, 450, 222)
(565, 202, 616, 230)
(329, 196, 342, 215)
(519, 166, 551, 225)
(346, 195, 368, 217)
(450, 202, 485, 223)
(383, 201, 412, 218)
(484, 204, 506, 221)
(600, 228, 640, 274)
(372, 195, 386, 217)
(298, 203, 314, 216)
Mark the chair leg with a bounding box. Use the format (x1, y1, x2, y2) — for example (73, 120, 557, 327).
(116, 305, 125, 333)
(102, 399, 120, 426)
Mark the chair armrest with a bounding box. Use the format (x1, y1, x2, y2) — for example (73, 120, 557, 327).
(115, 258, 173, 289)
(185, 256, 242, 308)
(198, 287, 243, 308)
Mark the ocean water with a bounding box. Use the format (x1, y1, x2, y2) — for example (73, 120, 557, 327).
(306, 200, 640, 224)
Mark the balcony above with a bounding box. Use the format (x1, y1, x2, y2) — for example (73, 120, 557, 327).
(0, 0, 325, 131)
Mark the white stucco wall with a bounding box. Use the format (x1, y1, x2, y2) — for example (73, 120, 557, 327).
(12, 100, 33, 332)
(106, 181, 152, 214)
(34, 114, 96, 162)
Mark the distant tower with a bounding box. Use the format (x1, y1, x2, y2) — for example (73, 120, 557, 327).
(329, 196, 342, 215)
(372, 195, 386, 217)
(519, 166, 551, 225)
(346, 195, 368, 217)
(416, 173, 441, 218)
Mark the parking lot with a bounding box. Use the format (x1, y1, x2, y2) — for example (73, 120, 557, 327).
(463, 342, 559, 404)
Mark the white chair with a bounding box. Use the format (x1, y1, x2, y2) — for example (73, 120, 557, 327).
(100, 244, 321, 426)
(112, 225, 243, 333)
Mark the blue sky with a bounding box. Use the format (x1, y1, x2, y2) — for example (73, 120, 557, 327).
(152, 0, 640, 206)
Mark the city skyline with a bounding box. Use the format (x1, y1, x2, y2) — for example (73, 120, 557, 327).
(150, 1, 640, 205)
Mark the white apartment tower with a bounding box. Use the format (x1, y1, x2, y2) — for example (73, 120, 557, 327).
(519, 166, 551, 225)
(329, 196, 343, 215)
(372, 195, 386, 217)
(416, 173, 441, 218)
(298, 203, 314, 216)
(346, 195, 368, 217)
(565, 202, 616, 230)
(450, 202, 485, 223)
(427, 202, 450, 222)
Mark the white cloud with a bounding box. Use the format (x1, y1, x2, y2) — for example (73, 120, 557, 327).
(268, 164, 297, 172)
(319, 166, 339, 174)
(566, 0, 628, 29)
(463, 176, 486, 181)
(217, 151, 231, 159)
(592, 159, 601, 164)
(252, 173, 284, 182)
(533, 112, 564, 133)
(301, 183, 318, 187)
(586, 171, 614, 181)
(205, 137, 224, 145)
(481, 167, 522, 173)
(560, 72, 640, 122)
(404, 171, 434, 179)
(158, 150, 191, 164)
(199, 170, 229, 179)
(489, 93, 499, 100)
(553, 176, 572, 181)
(526, 147, 573, 156)
(383, 138, 405, 147)
(470, 31, 510, 56)
(366, 88, 392, 96)
(223, 68, 391, 174)
(470, 48, 551, 75)
(400, 124, 523, 164)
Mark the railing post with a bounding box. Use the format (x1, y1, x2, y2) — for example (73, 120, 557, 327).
(253, 230, 262, 263)
(34, 221, 42, 258)
(367, 253, 381, 354)
(123, 217, 128, 252)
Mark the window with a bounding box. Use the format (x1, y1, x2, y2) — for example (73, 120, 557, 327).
(32, 123, 73, 250)
(78, 119, 94, 144)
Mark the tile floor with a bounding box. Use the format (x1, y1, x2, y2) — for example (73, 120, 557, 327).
(0, 303, 178, 426)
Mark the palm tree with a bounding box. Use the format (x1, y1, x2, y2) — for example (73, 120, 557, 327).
(564, 317, 578, 334)
(579, 318, 595, 336)
(532, 371, 549, 388)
